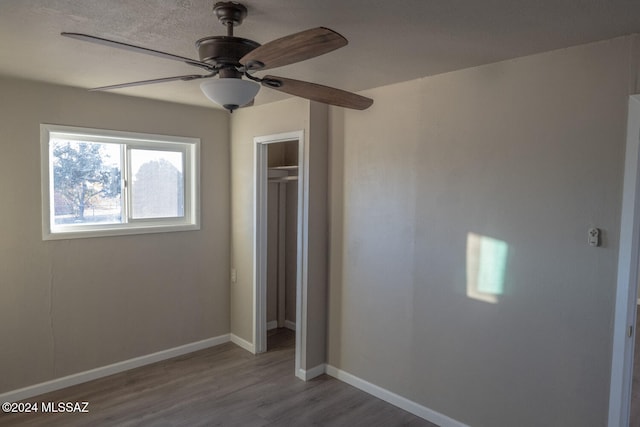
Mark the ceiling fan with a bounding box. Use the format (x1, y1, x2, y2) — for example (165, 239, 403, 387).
(61, 1, 373, 112)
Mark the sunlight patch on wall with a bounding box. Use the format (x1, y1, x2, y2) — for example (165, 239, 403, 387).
(466, 233, 508, 304)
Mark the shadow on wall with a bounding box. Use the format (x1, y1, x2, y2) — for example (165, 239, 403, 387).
(466, 233, 509, 304)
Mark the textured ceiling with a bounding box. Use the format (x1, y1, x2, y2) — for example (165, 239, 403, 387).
(1, 0, 640, 109)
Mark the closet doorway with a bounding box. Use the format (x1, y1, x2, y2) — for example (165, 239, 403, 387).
(266, 141, 299, 337)
(254, 130, 307, 378)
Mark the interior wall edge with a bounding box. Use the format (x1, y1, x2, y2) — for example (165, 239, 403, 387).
(230, 333, 256, 354)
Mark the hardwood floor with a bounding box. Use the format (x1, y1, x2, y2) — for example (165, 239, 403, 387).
(0, 329, 436, 426)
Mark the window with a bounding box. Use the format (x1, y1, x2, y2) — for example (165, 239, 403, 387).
(41, 124, 200, 240)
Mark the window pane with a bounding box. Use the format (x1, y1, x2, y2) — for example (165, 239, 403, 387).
(51, 139, 122, 225)
(130, 149, 184, 219)
(42, 124, 199, 240)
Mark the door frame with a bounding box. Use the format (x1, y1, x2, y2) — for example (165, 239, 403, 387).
(254, 130, 307, 378)
(609, 94, 640, 426)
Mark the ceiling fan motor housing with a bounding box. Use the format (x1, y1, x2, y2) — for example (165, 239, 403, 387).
(196, 36, 259, 70)
(201, 2, 259, 72)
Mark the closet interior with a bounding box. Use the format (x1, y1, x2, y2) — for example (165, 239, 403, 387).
(266, 141, 298, 338)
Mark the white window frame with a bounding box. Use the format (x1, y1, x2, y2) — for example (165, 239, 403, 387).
(40, 124, 200, 240)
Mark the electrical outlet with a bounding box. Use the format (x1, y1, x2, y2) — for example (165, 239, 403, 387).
(231, 268, 237, 283)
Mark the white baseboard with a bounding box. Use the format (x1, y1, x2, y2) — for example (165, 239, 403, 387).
(230, 333, 255, 354)
(0, 334, 231, 403)
(284, 320, 296, 331)
(325, 365, 469, 427)
(297, 363, 326, 381)
(266, 320, 278, 331)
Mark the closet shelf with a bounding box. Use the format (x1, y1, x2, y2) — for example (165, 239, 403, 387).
(268, 165, 298, 170)
(268, 176, 299, 183)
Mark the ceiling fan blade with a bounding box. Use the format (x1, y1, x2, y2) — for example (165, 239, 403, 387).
(262, 75, 373, 110)
(61, 32, 215, 72)
(89, 74, 214, 91)
(240, 27, 347, 71)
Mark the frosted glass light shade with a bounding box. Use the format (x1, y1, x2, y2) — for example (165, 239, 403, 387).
(200, 78, 260, 111)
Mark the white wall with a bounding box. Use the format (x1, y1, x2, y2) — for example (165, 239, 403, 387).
(0, 77, 230, 393)
(328, 36, 634, 426)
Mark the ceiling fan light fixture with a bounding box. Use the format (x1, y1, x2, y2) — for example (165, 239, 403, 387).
(200, 78, 260, 111)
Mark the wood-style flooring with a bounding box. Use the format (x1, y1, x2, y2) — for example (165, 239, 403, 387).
(0, 329, 436, 426)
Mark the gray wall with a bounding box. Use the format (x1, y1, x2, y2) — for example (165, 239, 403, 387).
(230, 99, 329, 371)
(0, 77, 230, 393)
(285, 180, 298, 324)
(328, 36, 634, 426)
(2, 32, 638, 427)
(266, 181, 279, 324)
(229, 97, 309, 343)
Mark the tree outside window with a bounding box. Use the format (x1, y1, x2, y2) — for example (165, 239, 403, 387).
(51, 140, 121, 224)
